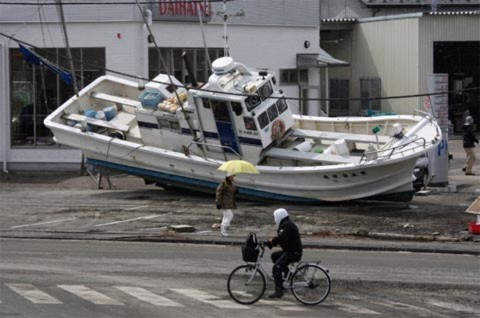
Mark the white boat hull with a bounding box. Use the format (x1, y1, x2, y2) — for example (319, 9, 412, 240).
(45, 61, 441, 203)
(50, 125, 419, 202)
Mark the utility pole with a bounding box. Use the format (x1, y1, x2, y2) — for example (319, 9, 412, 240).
(56, 0, 79, 97)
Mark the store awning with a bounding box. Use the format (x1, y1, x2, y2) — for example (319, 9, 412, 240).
(297, 49, 349, 68)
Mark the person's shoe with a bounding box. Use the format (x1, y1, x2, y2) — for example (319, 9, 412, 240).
(466, 172, 476, 176)
(268, 290, 284, 299)
(220, 232, 229, 237)
(462, 167, 466, 172)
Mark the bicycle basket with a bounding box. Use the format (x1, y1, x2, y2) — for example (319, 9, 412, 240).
(241, 246, 259, 262)
(241, 233, 259, 262)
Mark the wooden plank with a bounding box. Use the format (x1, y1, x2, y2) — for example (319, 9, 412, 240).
(63, 113, 130, 132)
(265, 147, 359, 164)
(89, 91, 141, 108)
(291, 129, 390, 144)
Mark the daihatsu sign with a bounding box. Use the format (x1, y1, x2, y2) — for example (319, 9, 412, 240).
(151, 0, 212, 22)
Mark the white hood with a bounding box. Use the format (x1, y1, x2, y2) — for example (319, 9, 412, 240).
(273, 208, 289, 226)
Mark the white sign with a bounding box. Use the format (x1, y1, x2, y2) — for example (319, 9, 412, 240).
(427, 73, 449, 186)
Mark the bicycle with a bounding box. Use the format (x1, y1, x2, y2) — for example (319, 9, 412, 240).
(227, 241, 331, 305)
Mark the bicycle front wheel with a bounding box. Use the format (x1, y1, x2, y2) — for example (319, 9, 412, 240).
(291, 264, 331, 305)
(227, 264, 266, 305)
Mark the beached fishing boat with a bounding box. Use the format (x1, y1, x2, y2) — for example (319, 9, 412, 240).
(44, 56, 441, 202)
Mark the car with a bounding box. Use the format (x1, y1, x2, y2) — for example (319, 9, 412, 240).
(413, 154, 429, 192)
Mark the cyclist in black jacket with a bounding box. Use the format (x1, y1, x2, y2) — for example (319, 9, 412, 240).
(266, 208, 303, 299)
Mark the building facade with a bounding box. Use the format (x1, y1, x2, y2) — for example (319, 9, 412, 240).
(0, 0, 321, 170)
(320, 0, 480, 133)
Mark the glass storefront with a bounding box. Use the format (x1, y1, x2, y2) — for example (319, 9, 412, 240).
(149, 47, 222, 85)
(10, 47, 105, 147)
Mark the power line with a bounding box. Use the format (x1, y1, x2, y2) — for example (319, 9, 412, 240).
(0, 31, 479, 103)
(0, 1, 226, 5)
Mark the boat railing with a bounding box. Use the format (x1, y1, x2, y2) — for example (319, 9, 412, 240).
(187, 142, 242, 161)
(359, 137, 428, 164)
(413, 109, 435, 121)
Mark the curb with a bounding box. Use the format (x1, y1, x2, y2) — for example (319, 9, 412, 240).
(1, 231, 479, 256)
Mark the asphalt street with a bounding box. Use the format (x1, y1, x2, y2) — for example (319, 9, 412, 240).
(1, 239, 479, 318)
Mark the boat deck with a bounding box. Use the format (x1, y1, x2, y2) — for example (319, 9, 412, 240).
(265, 147, 360, 164)
(291, 129, 390, 144)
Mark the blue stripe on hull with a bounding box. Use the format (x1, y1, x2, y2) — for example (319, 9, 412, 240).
(86, 158, 321, 203)
(87, 159, 414, 203)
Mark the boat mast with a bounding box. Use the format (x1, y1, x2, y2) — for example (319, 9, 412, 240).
(55, 0, 79, 97)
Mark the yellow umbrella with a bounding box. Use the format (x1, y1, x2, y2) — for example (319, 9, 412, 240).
(218, 160, 260, 175)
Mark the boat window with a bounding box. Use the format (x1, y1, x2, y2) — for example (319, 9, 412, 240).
(231, 102, 243, 116)
(276, 98, 288, 114)
(211, 99, 231, 122)
(169, 120, 180, 131)
(202, 98, 211, 109)
(258, 112, 269, 129)
(245, 95, 261, 112)
(267, 104, 279, 121)
(244, 117, 257, 131)
(158, 118, 170, 128)
(258, 82, 273, 101)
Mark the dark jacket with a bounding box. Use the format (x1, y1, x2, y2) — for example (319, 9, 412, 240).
(271, 216, 303, 253)
(463, 124, 479, 148)
(215, 178, 237, 209)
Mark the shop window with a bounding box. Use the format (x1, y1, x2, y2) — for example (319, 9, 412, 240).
(329, 79, 350, 116)
(149, 47, 222, 85)
(10, 47, 105, 147)
(360, 77, 381, 111)
(280, 69, 308, 85)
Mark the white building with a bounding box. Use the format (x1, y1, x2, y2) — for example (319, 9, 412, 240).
(319, 0, 480, 132)
(0, 0, 323, 170)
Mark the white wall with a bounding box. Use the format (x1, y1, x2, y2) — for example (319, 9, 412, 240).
(351, 17, 420, 115)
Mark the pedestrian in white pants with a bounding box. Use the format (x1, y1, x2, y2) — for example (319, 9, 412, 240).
(215, 172, 237, 237)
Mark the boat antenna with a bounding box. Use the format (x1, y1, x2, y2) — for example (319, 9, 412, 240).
(222, 0, 229, 57)
(55, 0, 79, 97)
(218, 1, 244, 57)
(135, 0, 199, 141)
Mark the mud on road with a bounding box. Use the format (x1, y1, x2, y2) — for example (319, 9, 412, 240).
(0, 165, 478, 242)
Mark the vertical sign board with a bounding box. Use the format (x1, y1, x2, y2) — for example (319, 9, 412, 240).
(427, 74, 449, 186)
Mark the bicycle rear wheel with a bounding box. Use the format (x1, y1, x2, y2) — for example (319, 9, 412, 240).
(227, 264, 266, 305)
(291, 264, 331, 305)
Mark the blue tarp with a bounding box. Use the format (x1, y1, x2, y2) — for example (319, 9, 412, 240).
(19, 44, 73, 86)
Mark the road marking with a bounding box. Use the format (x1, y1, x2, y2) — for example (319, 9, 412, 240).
(95, 214, 164, 227)
(426, 299, 479, 313)
(171, 288, 247, 309)
(259, 299, 297, 306)
(6, 284, 62, 304)
(10, 217, 76, 229)
(333, 301, 380, 315)
(124, 205, 151, 211)
(276, 305, 309, 311)
(115, 286, 183, 307)
(58, 285, 123, 305)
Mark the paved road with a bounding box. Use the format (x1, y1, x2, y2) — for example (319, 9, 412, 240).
(1, 239, 478, 318)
